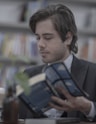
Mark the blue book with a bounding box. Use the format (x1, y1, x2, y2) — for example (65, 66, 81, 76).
(17, 62, 89, 118)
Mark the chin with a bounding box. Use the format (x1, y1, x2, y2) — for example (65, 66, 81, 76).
(42, 59, 54, 64)
(42, 60, 49, 64)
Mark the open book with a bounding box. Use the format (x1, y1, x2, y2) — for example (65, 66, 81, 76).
(16, 62, 89, 118)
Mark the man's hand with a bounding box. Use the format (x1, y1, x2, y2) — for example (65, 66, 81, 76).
(49, 87, 91, 114)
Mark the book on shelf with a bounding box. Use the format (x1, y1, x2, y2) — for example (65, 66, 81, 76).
(0, 33, 39, 58)
(77, 37, 96, 63)
(0, 55, 37, 88)
(16, 62, 89, 118)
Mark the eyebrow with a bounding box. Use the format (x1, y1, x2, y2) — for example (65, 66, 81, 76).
(35, 33, 54, 36)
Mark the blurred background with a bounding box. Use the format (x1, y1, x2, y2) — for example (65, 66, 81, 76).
(0, 0, 96, 65)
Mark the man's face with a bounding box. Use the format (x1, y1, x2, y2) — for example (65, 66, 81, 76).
(35, 19, 72, 63)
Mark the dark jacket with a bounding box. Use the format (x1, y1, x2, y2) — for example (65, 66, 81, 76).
(19, 56, 96, 121)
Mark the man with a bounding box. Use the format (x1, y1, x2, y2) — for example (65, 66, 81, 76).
(19, 4, 96, 121)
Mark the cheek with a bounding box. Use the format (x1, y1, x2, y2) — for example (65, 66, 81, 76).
(53, 43, 65, 51)
(51, 45, 65, 56)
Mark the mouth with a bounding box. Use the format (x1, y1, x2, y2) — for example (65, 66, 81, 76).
(40, 52, 49, 56)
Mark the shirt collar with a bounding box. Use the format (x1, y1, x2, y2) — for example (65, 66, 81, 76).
(47, 54, 73, 72)
(64, 54, 73, 72)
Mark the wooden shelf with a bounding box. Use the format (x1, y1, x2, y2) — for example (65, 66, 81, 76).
(0, 0, 96, 37)
(0, 22, 96, 37)
(50, 0, 96, 7)
(0, 56, 37, 66)
(78, 29, 96, 37)
(0, 22, 32, 34)
(0, 0, 96, 3)
(0, 0, 35, 1)
(0, 0, 96, 6)
(62, 0, 96, 4)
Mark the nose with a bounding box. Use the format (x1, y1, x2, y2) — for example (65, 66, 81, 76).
(38, 39, 46, 48)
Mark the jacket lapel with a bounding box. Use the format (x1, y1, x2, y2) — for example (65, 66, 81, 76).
(67, 56, 89, 118)
(71, 56, 89, 89)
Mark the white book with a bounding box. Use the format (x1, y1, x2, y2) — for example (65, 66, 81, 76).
(25, 118, 80, 124)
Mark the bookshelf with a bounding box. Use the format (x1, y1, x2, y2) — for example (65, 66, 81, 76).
(0, 0, 95, 37)
(50, 0, 96, 6)
(0, 22, 96, 38)
(0, 22, 30, 34)
(78, 29, 96, 38)
(0, 0, 43, 65)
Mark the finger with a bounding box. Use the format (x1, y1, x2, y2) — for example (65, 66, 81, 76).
(51, 96, 69, 107)
(57, 87, 73, 99)
(49, 102, 67, 111)
(49, 101, 70, 111)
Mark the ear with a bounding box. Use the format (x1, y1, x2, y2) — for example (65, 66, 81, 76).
(64, 32, 73, 45)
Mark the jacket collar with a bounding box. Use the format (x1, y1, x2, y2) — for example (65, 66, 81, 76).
(67, 56, 89, 117)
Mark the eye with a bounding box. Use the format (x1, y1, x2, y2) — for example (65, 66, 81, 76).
(36, 35, 40, 41)
(44, 35, 53, 40)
